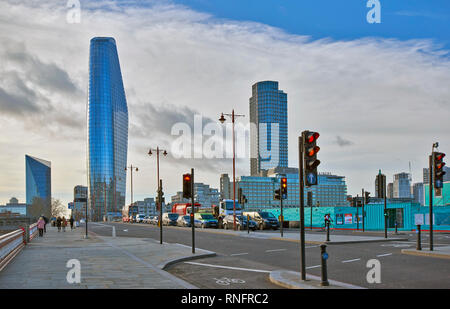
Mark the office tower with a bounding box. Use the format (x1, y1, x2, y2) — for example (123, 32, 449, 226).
(375, 170, 386, 198)
(220, 173, 231, 200)
(87, 37, 128, 220)
(25, 155, 51, 217)
(250, 81, 288, 176)
(412, 183, 424, 206)
(393, 173, 411, 198)
(387, 183, 394, 199)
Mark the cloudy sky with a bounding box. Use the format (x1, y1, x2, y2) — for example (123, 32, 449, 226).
(0, 0, 449, 207)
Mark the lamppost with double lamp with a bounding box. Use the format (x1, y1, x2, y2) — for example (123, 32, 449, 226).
(125, 165, 138, 222)
(148, 147, 168, 244)
(219, 110, 245, 231)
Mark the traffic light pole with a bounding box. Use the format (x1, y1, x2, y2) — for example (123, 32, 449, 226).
(298, 135, 306, 281)
(362, 188, 365, 232)
(356, 194, 359, 231)
(191, 168, 195, 254)
(429, 154, 433, 251)
(159, 179, 163, 245)
(280, 180, 283, 238)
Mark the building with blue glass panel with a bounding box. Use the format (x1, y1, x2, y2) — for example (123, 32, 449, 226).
(237, 168, 348, 211)
(88, 37, 128, 221)
(424, 181, 450, 206)
(250, 81, 288, 176)
(25, 155, 51, 215)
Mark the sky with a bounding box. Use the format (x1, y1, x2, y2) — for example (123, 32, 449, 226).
(0, 0, 449, 208)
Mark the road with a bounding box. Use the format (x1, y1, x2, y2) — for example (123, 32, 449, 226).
(88, 222, 450, 289)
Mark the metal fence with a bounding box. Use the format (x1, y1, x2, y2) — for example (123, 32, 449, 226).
(0, 222, 38, 272)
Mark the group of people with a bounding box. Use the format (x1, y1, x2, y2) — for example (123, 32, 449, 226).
(36, 215, 75, 237)
(55, 216, 75, 232)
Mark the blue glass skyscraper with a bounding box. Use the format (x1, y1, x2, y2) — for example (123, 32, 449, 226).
(88, 37, 128, 220)
(26, 155, 51, 215)
(250, 81, 288, 176)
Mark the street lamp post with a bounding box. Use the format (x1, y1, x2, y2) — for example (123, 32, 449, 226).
(219, 110, 244, 231)
(125, 165, 138, 222)
(148, 147, 168, 244)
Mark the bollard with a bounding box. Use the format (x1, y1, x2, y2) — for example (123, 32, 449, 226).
(395, 221, 398, 234)
(320, 244, 329, 286)
(416, 225, 421, 251)
(326, 220, 330, 242)
(112, 226, 116, 238)
(247, 215, 250, 234)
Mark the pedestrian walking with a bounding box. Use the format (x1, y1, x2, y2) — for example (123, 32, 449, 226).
(62, 216, 67, 232)
(57, 216, 62, 232)
(37, 217, 45, 237)
(69, 216, 74, 230)
(42, 215, 48, 233)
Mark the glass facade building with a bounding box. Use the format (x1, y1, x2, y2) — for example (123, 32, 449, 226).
(250, 81, 288, 176)
(237, 171, 348, 211)
(88, 37, 128, 221)
(25, 155, 51, 214)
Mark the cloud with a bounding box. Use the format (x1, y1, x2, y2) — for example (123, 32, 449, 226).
(0, 0, 449, 205)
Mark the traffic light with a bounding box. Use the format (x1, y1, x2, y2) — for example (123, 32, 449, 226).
(281, 177, 287, 199)
(434, 152, 446, 188)
(365, 191, 371, 204)
(303, 131, 320, 186)
(376, 173, 386, 198)
(274, 188, 281, 200)
(307, 191, 313, 207)
(183, 173, 192, 198)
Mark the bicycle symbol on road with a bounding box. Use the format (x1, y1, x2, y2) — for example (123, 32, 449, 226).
(213, 277, 246, 286)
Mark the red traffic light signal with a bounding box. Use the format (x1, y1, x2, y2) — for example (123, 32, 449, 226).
(306, 132, 320, 144)
(303, 130, 320, 187)
(183, 173, 192, 199)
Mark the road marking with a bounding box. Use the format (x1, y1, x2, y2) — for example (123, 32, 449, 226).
(265, 249, 287, 253)
(230, 253, 249, 256)
(342, 258, 361, 263)
(306, 265, 321, 269)
(306, 245, 320, 249)
(376, 253, 392, 257)
(184, 261, 271, 273)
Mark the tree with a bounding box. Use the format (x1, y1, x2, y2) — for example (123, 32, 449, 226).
(28, 197, 47, 220)
(51, 198, 66, 218)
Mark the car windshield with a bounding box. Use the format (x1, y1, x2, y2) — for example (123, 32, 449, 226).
(201, 214, 214, 220)
(224, 201, 242, 211)
(183, 216, 190, 220)
(168, 214, 179, 220)
(260, 212, 276, 219)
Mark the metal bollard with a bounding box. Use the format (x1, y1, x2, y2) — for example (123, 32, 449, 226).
(247, 215, 250, 234)
(320, 244, 329, 286)
(416, 225, 421, 251)
(112, 226, 116, 238)
(326, 220, 330, 242)
(395, 221, 398, 234)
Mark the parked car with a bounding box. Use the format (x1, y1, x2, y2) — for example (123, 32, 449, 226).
(151, 216, 159, 225)
(177, 215, 192, 227)
(243, 211, 279, 230)
(194, 213, 218, 228)
(222, 215, 257, 231)
(193, 218, 203, 228)
(162, 213, 179, 226)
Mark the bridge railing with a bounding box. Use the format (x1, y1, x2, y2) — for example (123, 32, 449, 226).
(0, 222, 38, 272)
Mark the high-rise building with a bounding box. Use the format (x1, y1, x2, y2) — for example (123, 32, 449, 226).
(387, 183, 394, 199)
(250, 81, 288, 176)
(412, 182, 424, 206)
(220, 174, 231, 200)
(374, 171, 386, 198)
(87, 37, 128, 221)
(25, 155, 51, 217)
(393, 173, 411, 198)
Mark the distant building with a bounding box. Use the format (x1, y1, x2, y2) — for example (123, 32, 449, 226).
(374, 171, 386, 198)
(412, 183, 424, 206)
(250, 81, 288, 176)
(73, 185, 88, 219)
(0, 198, 27, 216)
(129, 198, 157, 217)
(220, 174, 231, 200)
(393, 173, 411, 198)
(26, 155, 51, 217)
(237, 170, 348, 211)
(387, 183, 394, 199)
(171, 183, 220, 208)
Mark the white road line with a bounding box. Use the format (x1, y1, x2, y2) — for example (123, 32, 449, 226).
(306, 265, 321, 269)
(184, 261, 271, 273)
(342, 258, 361, 263)
(265, 249, 287, 253)
(230, 253, 249, 256)
(306, 245, 320, 249)
(376, 253, 393, 257)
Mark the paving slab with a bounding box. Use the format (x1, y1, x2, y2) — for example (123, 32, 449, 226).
(0, 226, 215, 289)
(269, 270, 365, 289)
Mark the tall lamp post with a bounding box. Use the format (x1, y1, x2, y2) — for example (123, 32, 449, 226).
(219, 110, 245, 231)
(125, 165, 138, 222)
(148, 147, 168, 244)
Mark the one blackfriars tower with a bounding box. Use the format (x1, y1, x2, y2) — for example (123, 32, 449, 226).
(87, 37, 128, 221)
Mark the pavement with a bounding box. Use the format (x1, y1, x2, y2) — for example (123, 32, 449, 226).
(0, 225, 215, 289)
(401, 245, 450, 259)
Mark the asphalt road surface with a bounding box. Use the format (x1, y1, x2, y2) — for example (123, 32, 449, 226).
(87, 222, 450, 289)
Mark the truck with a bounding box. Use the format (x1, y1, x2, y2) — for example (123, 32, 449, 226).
(172, 203, 201, 216)
(211, 199, 242, 229)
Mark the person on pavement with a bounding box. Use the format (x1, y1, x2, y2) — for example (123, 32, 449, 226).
(42, 215, 48, 233)
(62, 217, 67, 232)
(37, 217, 45, 237)
(69, 216, 74, 230)
(56, 216, 62, 232)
